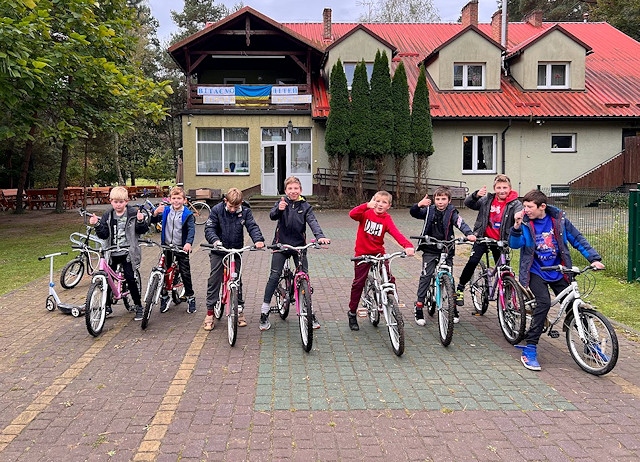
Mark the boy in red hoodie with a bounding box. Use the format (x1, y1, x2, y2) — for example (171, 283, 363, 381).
(348, 191, 415, 331)
(455, 175, 522, 316)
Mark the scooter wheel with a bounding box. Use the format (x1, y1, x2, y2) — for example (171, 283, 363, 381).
(46, 295, 57, 312)
(71, 307, 81, 317)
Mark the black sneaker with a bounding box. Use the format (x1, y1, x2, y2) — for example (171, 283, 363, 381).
(134, 305, 143, 321)
(414, 302, 426, 326)
(259, 313, 271, 331)
(105, 306, 113, 317)
(186, 297, 196, 314)
(160, 296, 169, 313)
(348, 311, 359, 331)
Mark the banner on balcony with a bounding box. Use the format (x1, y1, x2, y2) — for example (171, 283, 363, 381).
(235, 85, 272, 106)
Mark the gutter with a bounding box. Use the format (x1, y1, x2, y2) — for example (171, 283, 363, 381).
(501, 119, 511, 174)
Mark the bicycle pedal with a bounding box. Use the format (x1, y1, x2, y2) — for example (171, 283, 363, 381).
(269, 306, 281, 313)
(549, 330, 560, 338)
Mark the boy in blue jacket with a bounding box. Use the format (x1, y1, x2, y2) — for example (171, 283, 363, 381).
(150, 186, 196, 314)
(410, 186, 476, 326)
(509, 189, 604, 371)
(204, 188, 265, 331)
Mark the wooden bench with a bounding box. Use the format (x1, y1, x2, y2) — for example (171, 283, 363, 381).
(89, 186, 111, 204)
(25, 188, 57, 209)
(1, 189, 19, 210)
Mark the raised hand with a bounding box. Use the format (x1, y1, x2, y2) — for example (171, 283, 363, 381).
(477, 185, 487, 197)
(278, 196, 287, 211)
(513, 209, 524, 228)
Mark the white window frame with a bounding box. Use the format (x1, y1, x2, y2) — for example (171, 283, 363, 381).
(453, 63, 485, 90)
(551, 133, 577, 152)
(537, 62, 570, 89)
(462, 134, 497, 173)
(343, 62, 374, 90)
(196, 128, 250, 175)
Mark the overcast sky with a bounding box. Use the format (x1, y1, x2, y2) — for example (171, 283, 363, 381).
(149, 0, 501, 42)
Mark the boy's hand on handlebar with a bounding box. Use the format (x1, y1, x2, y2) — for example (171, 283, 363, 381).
(591, 261, 605, 270)
(318, 238, 330, 245)
(404, 247, 415, 257)
(183, 243, 192, 253)
(255, 241, 265, 249)
(466, 234, 477, 242)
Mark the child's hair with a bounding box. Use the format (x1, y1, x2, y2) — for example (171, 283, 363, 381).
(284, 176, 302, 189)
(110, 186, 128, 201)
(169, 186, 185, 198)
(522, 189, 548, 207)
(225, 187, 243, 206)
(433, 186, 451, 200)
(493, 174, 512, 187)
(375, 190, 393, 204)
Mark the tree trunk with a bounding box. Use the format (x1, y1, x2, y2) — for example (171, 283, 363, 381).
(14, 124, 37, 214)
(394, 155, 405, 205)
(114, 132, 125, 185)
(355, 157, 365, 203)
(413, 154, 428, 196)
(375, 157, 385, 191)
(55, 142, 70, 214)
(329, 156, 344, 203)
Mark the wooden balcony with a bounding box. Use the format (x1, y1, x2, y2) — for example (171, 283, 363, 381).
(187, 83, 312, 111)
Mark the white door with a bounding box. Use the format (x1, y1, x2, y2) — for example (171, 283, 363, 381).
(261, 144, 277, 196)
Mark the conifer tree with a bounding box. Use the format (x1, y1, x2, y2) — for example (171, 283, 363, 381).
(369, 50, 393, 190)
(325, 59, 350, 202)
(350, 60, 371, 202)
(411, 64, 434, 195)
(391, 61, 411, 204)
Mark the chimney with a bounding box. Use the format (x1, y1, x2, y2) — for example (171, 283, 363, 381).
(491, 10, 502, 43)
(524, 10, 543, 27)
(461, 0, 479, 27)
(323, 8, 333, 42)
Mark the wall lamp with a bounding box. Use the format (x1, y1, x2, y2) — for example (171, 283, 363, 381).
(287, 120, 293, 134)
(535, 119, 545, 126)
(187, 114, 193, 126)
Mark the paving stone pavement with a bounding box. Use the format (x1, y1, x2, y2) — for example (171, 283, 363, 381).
(1, 206, 639, 461)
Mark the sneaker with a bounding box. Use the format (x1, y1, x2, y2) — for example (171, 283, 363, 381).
(455, 290, 464, 306)
(134, 305, 144, 321)
(311, 314, 321, 330)
(160, 296, 170, 313)
(348, 311, 359, 331)
(414, 302, 426, 326)
(186, 297, 196, 314)
(515, 344, 541, 371)
(259, 313, 271, 331)
(453, 308, 460, 324)
(105, 306, 113, 317)
(588, 344, 610, 362)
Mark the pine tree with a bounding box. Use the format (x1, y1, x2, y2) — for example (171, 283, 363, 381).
(369, 50, 393, 190)
(391, 61, 411, 204)
(350, 60, 371, 202)
(411, 64, 434, 195)
(325, 59, 350, 203)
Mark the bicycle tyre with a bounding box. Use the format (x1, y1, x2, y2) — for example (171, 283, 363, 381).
(437, 276, 456, 347)
(298, 279, 313, 352)
(386, 293, 404, 356)
(60, 256, 85, 289)
(142, 273, 161, 330)
(85, 276, 106, 337)
(122, 269, 142, 311)
(497, 275, 527, 345)
(566, 308, 619, 376)
(214, 281, 224, 319)
(364, 275, 380, 326)
(470, 261, 489, 315)
(171, 271, 185, 304)
(275, 275, 291, 320)
(426, 284, 436, 317)
(192, 201, 211, 225)
(228, 286, 239, 346)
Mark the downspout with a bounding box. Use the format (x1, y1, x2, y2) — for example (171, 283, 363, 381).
(501, 119, 511, 174)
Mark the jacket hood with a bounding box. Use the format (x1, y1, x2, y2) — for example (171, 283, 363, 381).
(504, 190, 519, 203)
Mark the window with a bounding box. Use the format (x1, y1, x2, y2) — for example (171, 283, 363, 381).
(551, 133, 576, 152)
(196, 128, 249, 174)
(537, 63, 569, 89)
(343, 62, 374, 89)
(462, 134, 496, 173)
(291, 128, 312, 174)
(453, 63, 485, 89)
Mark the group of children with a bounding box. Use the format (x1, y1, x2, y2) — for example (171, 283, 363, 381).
(91, 174, 604, 372)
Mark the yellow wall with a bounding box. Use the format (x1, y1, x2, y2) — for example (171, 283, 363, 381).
(324, 29, 393, 78)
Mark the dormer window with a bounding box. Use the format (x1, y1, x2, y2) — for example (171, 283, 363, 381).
(537, 63, 569, 89)
(343, 62, 374, 90)
(453, 63, 485, 89)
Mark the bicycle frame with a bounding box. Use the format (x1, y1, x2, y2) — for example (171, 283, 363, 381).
(543, 269, 586, 338)
(273, 243, 319, 316)
(92, 247, 128, 304)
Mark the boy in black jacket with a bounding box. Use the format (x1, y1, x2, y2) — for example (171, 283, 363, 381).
(203, 188, 264, 331)
(410, 186, 476, 326)
(259, 176, 330, 331)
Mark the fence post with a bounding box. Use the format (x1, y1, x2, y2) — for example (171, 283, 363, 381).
(628, 185, 640, 282)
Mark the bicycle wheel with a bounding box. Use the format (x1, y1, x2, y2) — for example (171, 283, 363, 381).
(298, 279, 313, 352)
(363, 275, 380, 326)
(497, 275, 527, 345)
(437, 276, 456, 347)
(85, 276, 107, 337)
(142, 273, 161, 330)
(566, 308, 619, 375)
(386, 293, 404, 356)
(122, 269, 142, 311)
(275, 275, 291, 320)
(470, 261, 489, 315)
(228, 286, 239, 346)
(192, 201, 211, 225)
(60, 256, 85, 289)
(214, 281, 224, 319)
(171, 271, 185, 304)
(425, 284, 436, 317)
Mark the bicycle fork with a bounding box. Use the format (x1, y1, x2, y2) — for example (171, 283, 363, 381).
(379, 282, 398, 326)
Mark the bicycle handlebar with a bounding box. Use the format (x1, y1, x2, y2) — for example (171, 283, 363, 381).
(473, 237, 509, 248)
(38, 252, 68, 260)
(200, 243, 260, 254)
(139, 239, 189, 255)
(267, 241, 324, 252)
(350, 250, 406, 263)
(541, 264, 600, 275)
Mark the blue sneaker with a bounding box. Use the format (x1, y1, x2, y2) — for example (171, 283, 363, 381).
(515, 344, 541, 371)
(588, 344, 610, 362)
